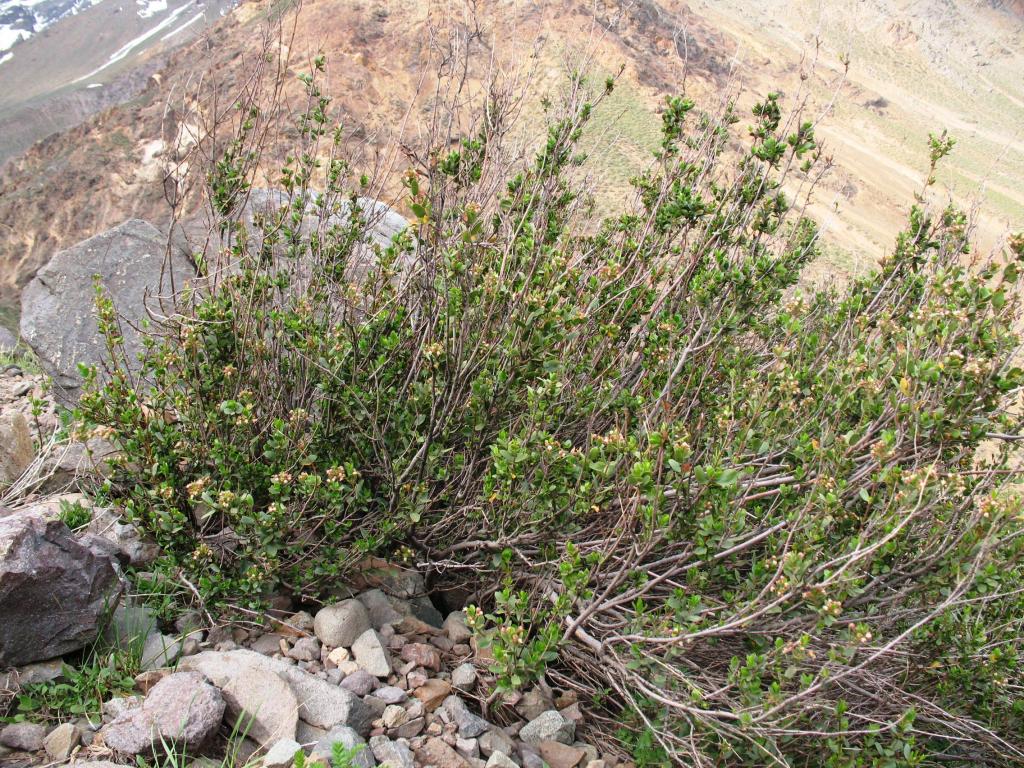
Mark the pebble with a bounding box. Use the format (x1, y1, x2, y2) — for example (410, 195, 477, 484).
(451, 662, 477, 691)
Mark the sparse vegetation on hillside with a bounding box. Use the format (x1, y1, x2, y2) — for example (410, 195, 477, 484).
(77, 43, 1024, 767)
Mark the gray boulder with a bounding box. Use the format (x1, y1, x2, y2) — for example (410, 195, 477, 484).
(0, 512, 122, 666)
(19, 219, 195, 405)
(180, 649, 373, 735)
(188, 190, 409, 288)
(100, 671, 224, 755)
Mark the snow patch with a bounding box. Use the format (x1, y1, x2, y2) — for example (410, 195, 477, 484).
(0, 51, 11, 65)
(160, 8, 201, 40)
(86, 81, 103, 87)
(136, 0, 166, 18)
(72, 1, 191, 82)
(0, 27, 28, 52)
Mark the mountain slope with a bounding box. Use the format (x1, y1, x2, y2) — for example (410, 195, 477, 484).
(0, 0, 1020, 311)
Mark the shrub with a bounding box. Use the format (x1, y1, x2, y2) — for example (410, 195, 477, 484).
(79, 51, 1024, 765)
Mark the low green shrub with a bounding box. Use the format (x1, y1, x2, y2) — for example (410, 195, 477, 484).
(79, 54, 1024, 765)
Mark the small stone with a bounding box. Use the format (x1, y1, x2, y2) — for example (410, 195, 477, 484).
(338, 660, 360, 676)
(417, 736, 469, 768)
(520, 747, 546, 768)
(263, 738, 303, 768)
(478, 730, 516, 758)
(275, 611, 315, 638)
(134, 668, 169, 694)
(253, 633, 288, 656)
(181, 637, 202, 657)
(375, 685, 407, 705)
(0, 410, 34, 484)
(340, 669, 378, 696)
(289, 636, 322, 662)
(358, 589, 406, 629)
(515, 689, 553, 722)
(519, 710, 575, 746)
(430, 635, 455, 652)
(311, 725, 374, 768)
(407, 669, 429, 689)
(392, 717, 425, 740)
(486, 751, 520, 768)
(382, 705, 408, 729)
(369, 735, 415, 768)
(451, 663, 477, 691)
(297, 721, 329, 746)
(456, 737, 480, 759)
(537, 741, 585, 768)
(394, 615, 442, 637)
(585, 760, 606, 768)
(559, 703, 583, 723)
(102, 695, 142, 722)
(363, 695, 388, 718)
(352, 629, 393, 677)
(443, 612, 472, 644)
(399, 643, 440, 671)
(327, 646, 351, 667)
(575, 743, 598, 764)
(314, 601, 372, 648)
(442, 696, 490, 739)
(141, 633, 182, 670)
(1, 722, 46, 751)
(44, 722, 81, 761)
(412, 678, 451, 711)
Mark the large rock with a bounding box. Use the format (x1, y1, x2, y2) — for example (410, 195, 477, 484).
(0, 512, 122, 666)
(99, 671, 224, 755)
(223, 666, 299, 746)
(180, 649, 373, 735)
(19, 219, 195, 405)
(189, 190, 409, 288)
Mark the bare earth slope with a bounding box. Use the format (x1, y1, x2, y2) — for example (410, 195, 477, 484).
(0, 0, 1020, 311)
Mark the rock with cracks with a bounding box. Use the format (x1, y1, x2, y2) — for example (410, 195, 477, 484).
(0, 513, 122, 666)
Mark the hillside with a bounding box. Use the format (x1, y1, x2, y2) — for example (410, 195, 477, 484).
(0, 0, 1021, 315)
